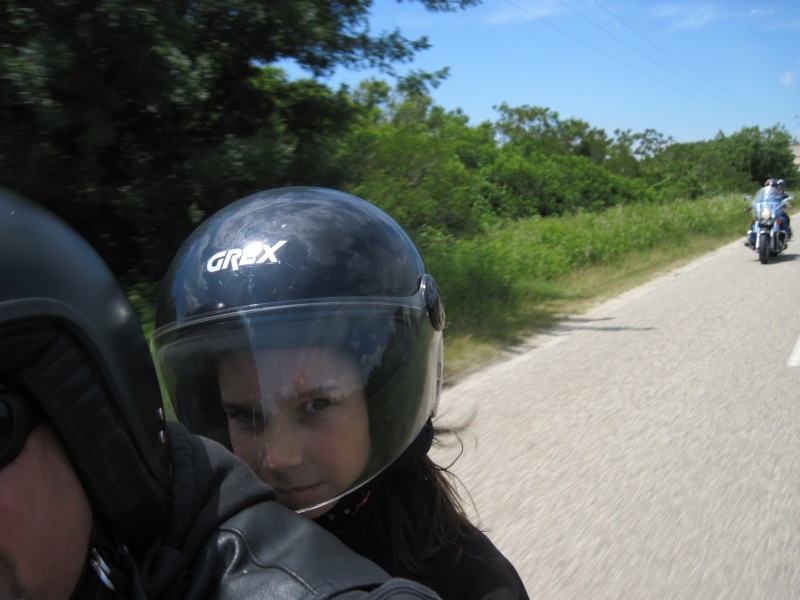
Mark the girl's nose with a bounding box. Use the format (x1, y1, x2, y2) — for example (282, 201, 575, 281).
(259, 415, 303, 472)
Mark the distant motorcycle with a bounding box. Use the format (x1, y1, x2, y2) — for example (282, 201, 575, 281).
(744, 186, 794, 264)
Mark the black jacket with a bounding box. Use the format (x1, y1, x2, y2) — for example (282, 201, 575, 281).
(316, 489, 529, 600)
(76, 423, 440, 599)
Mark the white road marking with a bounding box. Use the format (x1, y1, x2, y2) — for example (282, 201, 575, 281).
(787, 335, 800, 367)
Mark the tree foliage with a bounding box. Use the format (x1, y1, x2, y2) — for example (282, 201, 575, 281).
(0, 0, 477, 280)
(341, 82, 483, 234)
(640, 125, 796, 199)
(1, 0, 796, 290)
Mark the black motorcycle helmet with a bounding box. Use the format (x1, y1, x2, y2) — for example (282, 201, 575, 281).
(153, 186, 445, 514)
(0, 188, 171, 552)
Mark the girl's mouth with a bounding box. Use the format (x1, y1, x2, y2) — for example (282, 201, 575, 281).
(274, 483, 322, 509)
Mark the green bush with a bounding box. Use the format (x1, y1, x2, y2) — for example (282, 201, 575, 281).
(420, 195, 745, 334)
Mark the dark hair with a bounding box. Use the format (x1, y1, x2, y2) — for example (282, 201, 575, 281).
(363, 425, 480, 574)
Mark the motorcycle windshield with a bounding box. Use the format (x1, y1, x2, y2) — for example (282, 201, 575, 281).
(752, 187, 784, 220)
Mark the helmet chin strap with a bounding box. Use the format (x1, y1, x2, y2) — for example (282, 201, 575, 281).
(385, 417, 434, 473)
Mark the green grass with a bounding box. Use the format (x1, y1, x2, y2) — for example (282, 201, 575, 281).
(440, 232, 742, 383)
(423, 194, 750, 383)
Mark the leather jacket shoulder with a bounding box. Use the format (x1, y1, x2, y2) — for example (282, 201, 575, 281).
(174, 493, 440, 599)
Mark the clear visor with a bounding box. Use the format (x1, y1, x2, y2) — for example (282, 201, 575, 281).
(153, 295, 437, 515)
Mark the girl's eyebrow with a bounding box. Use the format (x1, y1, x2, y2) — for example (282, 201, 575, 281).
(222, 385, 341, 414)
(221, 401, 259, 412)
(297, 385, 337, 398)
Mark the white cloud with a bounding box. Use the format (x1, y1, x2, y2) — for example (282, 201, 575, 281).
(651, 2, 724, 31)
(777, 19, 800, 31)
(652, 3, 718, 30)
(780, 71, 796, 87)
(485, 0, 564, 24)
(652, 3, 797, 34)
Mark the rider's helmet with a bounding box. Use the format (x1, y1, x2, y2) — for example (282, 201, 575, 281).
(765, 178, 778, 187)
(153, 187, 445, 514)
(0, 188, 171, 551)
(777, 179, 786, 192)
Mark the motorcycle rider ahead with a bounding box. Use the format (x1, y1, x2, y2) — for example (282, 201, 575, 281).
(745, 182, 790, 248)
(776, 179, 792, 238)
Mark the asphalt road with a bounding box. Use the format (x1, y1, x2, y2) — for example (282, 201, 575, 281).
(433, 237, 800, 598)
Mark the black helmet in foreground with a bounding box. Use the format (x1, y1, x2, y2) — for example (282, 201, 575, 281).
(0, 188, 171, 551)
(153, 187, 445, 514)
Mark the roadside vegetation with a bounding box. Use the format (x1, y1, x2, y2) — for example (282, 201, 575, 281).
(428, 194, 749, 382)
(3, 1, 797, 387)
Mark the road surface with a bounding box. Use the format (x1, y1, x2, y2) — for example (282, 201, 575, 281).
(433, 238, 800, 598)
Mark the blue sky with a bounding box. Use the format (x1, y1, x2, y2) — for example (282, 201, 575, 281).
(279, 0, 799, 143)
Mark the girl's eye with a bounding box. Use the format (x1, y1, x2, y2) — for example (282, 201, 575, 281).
(224, 406, 264, 427)
(300, 394, 333, 415)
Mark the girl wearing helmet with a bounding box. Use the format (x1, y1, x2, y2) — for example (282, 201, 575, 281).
(153, 187, 528, 599)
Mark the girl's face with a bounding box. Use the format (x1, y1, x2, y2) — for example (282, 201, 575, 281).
(218, 347, 370, 519)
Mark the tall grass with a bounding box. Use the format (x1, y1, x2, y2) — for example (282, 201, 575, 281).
(419, 194, 747, 356)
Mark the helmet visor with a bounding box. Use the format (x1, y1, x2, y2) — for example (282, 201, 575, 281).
(152, 294, 438, 514)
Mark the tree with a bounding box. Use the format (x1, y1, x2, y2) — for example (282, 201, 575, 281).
(715, 125, 797, 186)
(0, 0, 479, 281)
(342, 82, 482, 235)
(493, 103, 613, 168)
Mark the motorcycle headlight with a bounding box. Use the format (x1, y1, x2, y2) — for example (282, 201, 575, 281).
(761, 208, 773, 219)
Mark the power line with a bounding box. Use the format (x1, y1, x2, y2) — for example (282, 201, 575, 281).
(555, 0, 760, 115)
(587, 0, 763, 113)
(500, 0, 762, 121)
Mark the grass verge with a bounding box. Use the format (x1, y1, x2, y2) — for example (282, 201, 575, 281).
(438, 197, 751, 384)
